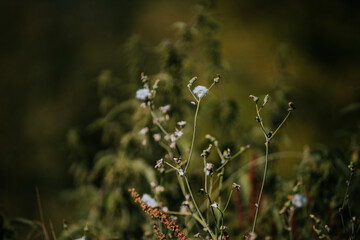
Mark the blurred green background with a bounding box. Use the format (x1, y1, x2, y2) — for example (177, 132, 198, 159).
(1, 0, 359, 236)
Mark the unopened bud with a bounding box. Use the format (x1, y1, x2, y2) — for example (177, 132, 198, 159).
(188, 76, 197, 87)
(288, 101, 295, 111)
(214, 74, 221, 83)
(249, 95, 259, 103)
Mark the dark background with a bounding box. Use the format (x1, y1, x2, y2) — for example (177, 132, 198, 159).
(1, 0, 359, 232)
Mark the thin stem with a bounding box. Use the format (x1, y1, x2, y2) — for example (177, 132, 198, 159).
(36, 186, 50, 240)
(223, 190, 233, 213)
(188, 86, 199, 103)
(251, 141, 269, 234)
(340, 170, 353, 239)
(206, 193, 218, 238)
(150, 110, 169, 135)
(267, 111, 291, 142)
(255, 104, 268, 138)
(184, 175, 216, 240)
(164, 161, 178, 171)
(216, 208, 225, 240)
(185, 100, 201, 172)
(166, 210, 192, 216)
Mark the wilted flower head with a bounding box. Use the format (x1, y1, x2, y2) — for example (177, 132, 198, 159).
(193, 85, 208, 98)
(141, 194, 157, 208)
(291, 193, 307, 208)
(136, 88, 151, 100)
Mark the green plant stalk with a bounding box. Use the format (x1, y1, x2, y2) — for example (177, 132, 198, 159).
(184, 175, 216, 240)
(222, 189, 233, 213)
(267, 111, 291, 142)
(185, 100, 201, 172)
(206, 193, 218, 238)
(217, 208, 225, 240)
(251, 141, 269, 234)
(340, 170, 354, 239)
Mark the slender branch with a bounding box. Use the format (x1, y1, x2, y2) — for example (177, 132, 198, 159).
(267, 111, 291, 142)
(223, 190, 233, 213)
(251, 141, 269, 234)
(183, 175, 216, 240)
(185, 100, 201, 172)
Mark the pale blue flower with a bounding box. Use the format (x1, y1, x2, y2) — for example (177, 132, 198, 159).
(193, 85, 208, 98)
(136, 88, 151, 100)
(292, 193, 307, 208)
(141, 193, 157, 207)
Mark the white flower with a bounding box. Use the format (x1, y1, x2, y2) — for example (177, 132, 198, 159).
(136, 88, 151, 100)
(170, 134, 177, 142)
(291, 193, 307, 208)
(204, 163, 214, 176)
(178, 169, 185, 177)
(159, 105, 171, 114)
(211, 202, 218, 208)
(153, 133, 161, 142)
(193, 85, 208, 98)
(177, 121, 186, 127)
(155, 158, 164, 168)
(75, 237, 86, 240)
(175, 129, 183, 138)
(141, 194, 157, 208)
(139, 127, 149, 135)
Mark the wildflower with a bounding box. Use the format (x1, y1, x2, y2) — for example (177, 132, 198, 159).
(175, 129, 183, 138)
(136, 88, 151, 100)
(155, 158, 164, 168)
(153, 133, 161, 142)
(169, 142, 176, 149)
(75, 237, 85, 240)
(291, 193, 307, 208)
(141, 193, 157, 208)
(204, 163, 214, 175)
(178, 168, 185, 177)
(159, 104, 171, 114)
(177, 121, 186, 127)
(139, 127, 149, 135)
(173, 157, 182, 165)
(193, 85, 208, 98)
(232, 183, 241, 191)
(211, 202, 218, 208)
(170, 134, 177, 142)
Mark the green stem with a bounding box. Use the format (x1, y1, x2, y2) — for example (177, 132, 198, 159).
(185, 100, 201, 172)
(267, 111, 291, 142)
(183, 175, 216, 240)
(223, 190, 233, 213)
(251, 141, 269, 234)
